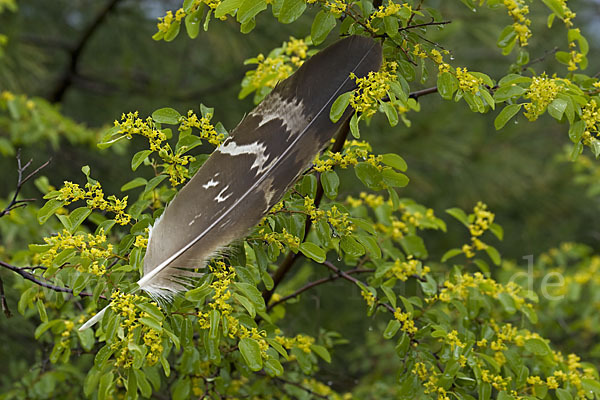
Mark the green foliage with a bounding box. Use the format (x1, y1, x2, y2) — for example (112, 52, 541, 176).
(3, 0, 600, 399)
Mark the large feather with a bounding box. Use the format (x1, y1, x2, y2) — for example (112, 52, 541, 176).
(80, 35, 382, 330)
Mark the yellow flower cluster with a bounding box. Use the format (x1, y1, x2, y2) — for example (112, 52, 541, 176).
(394, 308, 417, 335)
(275, 333, 315, 353)
(114, 111, 195, 186)
(324, 0, 347, 17)
(302, 197, 354, 235)
(244, 37, 309, 93)
(436, 272, 525, 308)
(523, 74, 562, 121)
(35, 228, 113, 276)
(385, 257, 430, 281)
(257, 227, 300, 251)
(110, 292, 164, 368)
(481, 368, 511, 391)
(455, 67, 483, 95)
(179, 110, 226, 146)
(346, 192, 390, 209)
(350, 62, 398, 118)
(461, 202, 494, 258)
(567, 42, 584, 71)
(581, 99, 600, 145)
(361, 290, 376, 307)
(197, 263, 317, 361)
(157, 8, 186, 33)
(412, 362, 449, 400)
(57, 181, 130, 225)
(374, 207, 436, 241)
(366, 2, 403, 30)
(503, 0, 531, 46)
(313, 140, 379, 172)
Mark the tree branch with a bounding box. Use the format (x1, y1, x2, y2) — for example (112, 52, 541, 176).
(322, 260, 395, 314)
(0, 150, 50, 218)
(409, 86, 438, 99)
(0, 260, 105, 300)
(50, 0, 122, 102)
(267, 267, 371, 310)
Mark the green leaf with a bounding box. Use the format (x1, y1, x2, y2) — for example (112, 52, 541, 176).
(437, 72, 458, 100)
(330, 92, 352, 123)
(556, 388, 573, 400)
(136, 302, 164, 321)
(445, 207, 469, 227)
(568, 120, 585, 143)
(131, 150, 153, 171)
(239, 338, 263, 371)
(489, 223, 504, 240)
(497, 292, 516, 314)
(37, 199, 66, 224)
(381, 101, 398, 126)
(237, 0, 267, 24)
(234, 282, 266, 311)
(121, 177, 148, 192)
(485, 246, 501, 266)
(320, 170, 340, 199)
(36, 299, 47, 323)
(541, 0, 565, 17)
(139, 317, 163, 332)
(381, 168, 409, 187)
(354, 162, 383, 190)
(152, 108, 181, 124)
(264, 357, 284, 376)
(311, 10, 336, 45)
(164, 20, 181, 42)
(98, 372, 114, 400)
(234, 293, 256, 318)
(278, 0, 306, 23)
(300, 242, 326, 263)
(494, 85, 526, 102)
(524, 338, 551, 356)
(399, 234, 427, 258)
(381, 153, 407, 171)
(547, 97, 568, 120)
(350, 112, 360, 138)
(441, 248, 463, 262)
(172, 378, 191, 400)
(310, 344, 331, 363)
(494, 104, 522, 130)
(215, 0, 244, 18)
(144, 175, 168, 193)
(356, 234, 381, 259)
(208, 309, 220, 339)
(185, 9, 202, 39)
(383, 319, 401, 339)
(68, 207, 92, 232)
(340, 235, 365, 257)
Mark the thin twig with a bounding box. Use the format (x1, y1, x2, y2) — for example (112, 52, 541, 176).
(0, 260, 106, 300)
(521, 46, 559, 71)
(0, 150, 51, 218)
(322, 260, 395, 314)
(267, 267, 372, 310)
(399, 19, 451, 32)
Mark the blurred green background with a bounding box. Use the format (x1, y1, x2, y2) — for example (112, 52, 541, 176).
(2, 0, 600, 396)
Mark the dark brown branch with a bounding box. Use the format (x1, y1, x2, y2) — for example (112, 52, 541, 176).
(0, 277, 11, 318)
(398, 18, 451, 32)
(267, 267, 371, 310)
(50, 0, 122, 102)
(263, 119, 352, 304)
(409, 86, 438, 99)
(521, 47, 559, 71)
(0, 150, 51, 218)
(0, 260, 105, 300)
